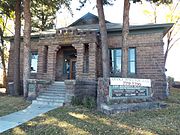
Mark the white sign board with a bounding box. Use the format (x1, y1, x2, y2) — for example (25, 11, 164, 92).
(110, 78, 151, 87)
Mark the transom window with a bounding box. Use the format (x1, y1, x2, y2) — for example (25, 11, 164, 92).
(128, 48, 136, 74)
(31, 51, 38, 73)
(110, 48, 122, 75)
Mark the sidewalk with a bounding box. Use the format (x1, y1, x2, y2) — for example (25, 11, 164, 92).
(0, 103, 60, 133)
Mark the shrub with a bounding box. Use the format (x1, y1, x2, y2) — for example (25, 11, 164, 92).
(71, 96, 82, 106)
(71, 96, 96, 109)
(82, 96, 96, 109)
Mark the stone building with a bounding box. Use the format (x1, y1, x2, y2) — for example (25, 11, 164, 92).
(7, 13, 173, 106)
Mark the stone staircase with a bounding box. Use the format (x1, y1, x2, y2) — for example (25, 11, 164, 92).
(32, 82, 66, 106)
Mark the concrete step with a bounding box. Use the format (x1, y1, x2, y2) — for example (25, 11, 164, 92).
(51, 84, 65, 87)
(36, 97, 65, 102)
(33, 81, 66, 107)
(32, 100, 63, 106)
(41, 90, 65, 94)
(40, 92, 66, 97)
(38, 95, 65, 99)
(46, 88, 65, 91)
(54, 81, 65, 84)
(42, 91, 65, 95)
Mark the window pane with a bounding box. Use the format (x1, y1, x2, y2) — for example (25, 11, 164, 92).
(110, 49, 121, 74)
(115, 56, 121, 73)
(31, 52, 38, 73)
(130, 62, 135, 74)
(111, 50, 114, 61)
(129, 49, 135, 61)
(115, 49, 121, 57)
(112, 61, 115, 72)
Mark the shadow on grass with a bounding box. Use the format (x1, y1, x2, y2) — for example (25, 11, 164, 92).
(2, 106, 157, 135)
(2, 88, 180, 135)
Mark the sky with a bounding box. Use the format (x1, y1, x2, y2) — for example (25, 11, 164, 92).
(3, 0, 179, 81)
(56, 0, 180, 81)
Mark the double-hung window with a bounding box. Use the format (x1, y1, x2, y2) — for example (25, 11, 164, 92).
(128, 48, 136, 74)
(31, 51, 38, 73)
(110, 48, 122, 75)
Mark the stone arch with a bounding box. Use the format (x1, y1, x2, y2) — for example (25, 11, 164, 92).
(55, 45, 77, 81)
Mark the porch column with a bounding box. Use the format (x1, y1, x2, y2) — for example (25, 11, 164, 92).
(37, 46, 44, 79)
(89, 43, 97, 80)
(72, 43, 84, 80)
(47, 45, 59, 80)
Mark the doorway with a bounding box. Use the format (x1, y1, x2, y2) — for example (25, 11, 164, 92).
(56, 46, 77, 81)
(64, 58, 76, 80)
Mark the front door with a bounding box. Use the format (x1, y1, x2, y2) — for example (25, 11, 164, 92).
(70, 59, 76, 79)
(64, 58, 76, 80)
(56, 46, 76, 81)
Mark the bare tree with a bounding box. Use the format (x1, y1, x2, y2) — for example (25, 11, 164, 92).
(0, 26, 7, 89)
(143, 0, 180, 65)
(96, 0, 110, 78)
(13, 0, 21, 95)
(23, 0, 31, 98)
(122, 0, 130, 77)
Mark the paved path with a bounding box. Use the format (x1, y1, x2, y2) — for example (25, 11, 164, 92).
(0, 103, 59, 133)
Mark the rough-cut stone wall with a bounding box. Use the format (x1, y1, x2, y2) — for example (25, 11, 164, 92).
(64, 80, 97, 105)
(7, 40, 40, 93)
(75, 80, 97, 99)
(7, 30, 167, 99)
(97, 78, 110, 109)
(106, 32, 167, 99)
(64, 80, 76, 104)
(55, 49, 64, 80)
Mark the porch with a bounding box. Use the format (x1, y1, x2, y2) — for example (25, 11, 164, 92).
(36, 28, 99, 82)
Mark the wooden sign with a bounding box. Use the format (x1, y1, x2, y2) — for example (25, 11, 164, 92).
(110, 78, 151, 87)
(109, 78, 151, 99)
(109, 85, 149, 99)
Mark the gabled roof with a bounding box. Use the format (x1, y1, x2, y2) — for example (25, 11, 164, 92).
(69, 12, 110, 27)
(5, 13, 174, 41)
(68, 22, 173, 35)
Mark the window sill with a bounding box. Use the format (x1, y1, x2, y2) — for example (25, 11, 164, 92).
(128, 73, 137, 78)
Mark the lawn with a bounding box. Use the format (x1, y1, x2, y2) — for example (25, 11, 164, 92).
(0, 93, 31, 117)
(1, 88, 180, 135)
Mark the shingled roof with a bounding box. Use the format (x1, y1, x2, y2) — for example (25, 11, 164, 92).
(69, 12, 110, 26)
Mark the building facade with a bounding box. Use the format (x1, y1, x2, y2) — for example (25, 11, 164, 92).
(7, 13, 173, 101)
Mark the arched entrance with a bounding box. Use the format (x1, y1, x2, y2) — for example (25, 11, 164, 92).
(55, 45, 77, 81)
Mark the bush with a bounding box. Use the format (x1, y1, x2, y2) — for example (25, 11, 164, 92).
(82, 96, 96, 109)
(71, 96, 96, 109)
(71, 96, 82, 106)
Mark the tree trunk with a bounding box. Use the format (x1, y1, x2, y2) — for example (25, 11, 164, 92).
(122, 0, 130, 78)
(1, 51, 7, 88)
(96, 0, 110, 78)
(23, 0, 31, 98)
(0, 49, 7, 88)
(0, 28, 7, 89)
(13, 0, 21, 96)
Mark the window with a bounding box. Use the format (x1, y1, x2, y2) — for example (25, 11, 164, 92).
(83, 44, 89, 73)
(110, 48, 122, 74)
(128, 48, 136, 74)
(31, 51, 38, 73)
(43, 46, 48, 73)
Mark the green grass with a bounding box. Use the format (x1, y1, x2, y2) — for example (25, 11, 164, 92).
(2, 88, 180, 135)
(0, 94, 31, 117)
